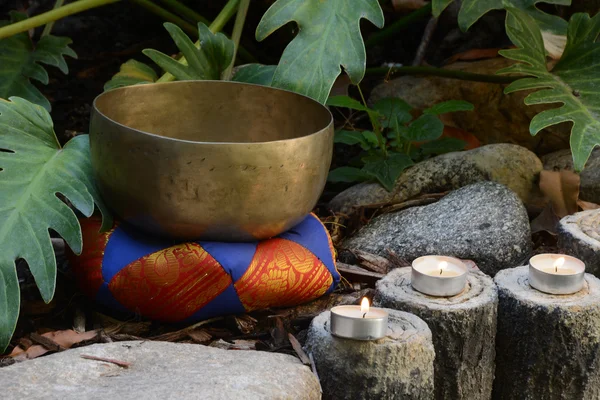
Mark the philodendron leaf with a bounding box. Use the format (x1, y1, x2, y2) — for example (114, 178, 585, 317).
(0, 97, 111, 351)
(0, 12, 77, 110)
(362, 152, 414, 191)
(432, 0, 570, 35)
(405, 114, 445, 142)
(232, 64, 276, 86)
(256, 0, 385, 104)
(498, 9, 600, 171)
(424, 100, 474, 115)
(143, 22, 234, 80)
(104, 59, 158, 91)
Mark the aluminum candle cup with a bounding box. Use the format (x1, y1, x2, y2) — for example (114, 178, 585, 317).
(529, 254, 585, 295)
(330, 298, 388, 340)
(411, 256, 468, 297)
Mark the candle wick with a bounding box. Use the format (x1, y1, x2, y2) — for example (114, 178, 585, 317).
(556, 265, 558, 273)
(440, 268, 443, 275)
(362, 312, 367, 318)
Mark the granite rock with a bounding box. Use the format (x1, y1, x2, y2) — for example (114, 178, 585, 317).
(0, 341, 320, 400)
(542, 148, 600, 204)
(329, 144, 543, 216)
(342, 182, 531, 276)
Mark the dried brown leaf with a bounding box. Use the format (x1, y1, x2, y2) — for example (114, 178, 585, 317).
(578, 199, 600, 211)
(10, 330, 98, 361)
(539, 170, 580, 218)
(288, 333, 311, 365)
(234, 315, 258, 335)
(187, 329, 212, 344)
(209, 339, 257, 351)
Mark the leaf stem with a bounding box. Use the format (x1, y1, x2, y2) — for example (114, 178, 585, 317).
(357, 84, 387, 157)
(365, 65, 519, 84)
(157, 0, 240, 83)
(154, 0, 210, 25)
(41, 0, 65, 37)
(223, 0, 250, 81)
(365, 3, 432, 48)
(0, 0, 120, 40)
(129, 0, 198, 37)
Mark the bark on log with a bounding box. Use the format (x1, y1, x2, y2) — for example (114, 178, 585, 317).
(558, 210, 600, 277)
(493, 266, 600, 400)
(304, 309, 435, 400)
(374, 267, 497, 400)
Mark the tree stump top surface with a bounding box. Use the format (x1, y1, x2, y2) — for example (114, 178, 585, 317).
(561, 209, 600, 245)
(310, 309, 432, 347)
(376, 267, 497, 311)
(494, 266, 600, 307)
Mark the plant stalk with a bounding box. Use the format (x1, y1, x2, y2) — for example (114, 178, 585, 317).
(41, 0, 66, 37)
(357, 84, 387, 157)
(155, 0, 210, 25)
(129, 0, 198, 37)
(223, 0, 250, 81)
(365, 65, 519, 84)
(157, 0, 240, 83)
(0, 0, 120, 40)
(365, 3, 432, 48)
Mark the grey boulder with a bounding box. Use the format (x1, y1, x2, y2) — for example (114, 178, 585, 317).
(329, 144, 542, 216)
(342, 182, 531, 276)
(0, 341, 320, 400)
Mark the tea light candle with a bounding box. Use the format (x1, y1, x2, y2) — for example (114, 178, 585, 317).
(411, 256, 468, 297)
(528, 254, 585, 294)
(330, 298, 389, 340)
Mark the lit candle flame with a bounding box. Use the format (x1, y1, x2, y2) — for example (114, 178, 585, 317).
(439, 261, 448, 276)
(554, 257, 565, 273)
(361, 297, 370, 318)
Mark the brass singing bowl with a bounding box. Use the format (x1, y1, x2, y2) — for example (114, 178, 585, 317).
(90, 80, 334, 241)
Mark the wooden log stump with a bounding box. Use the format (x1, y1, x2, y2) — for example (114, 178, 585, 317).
(493, 266, 600, 400)
(374, 266, 497, 400)
(558, 210, 600, 277)
(304, 309, 435, 400)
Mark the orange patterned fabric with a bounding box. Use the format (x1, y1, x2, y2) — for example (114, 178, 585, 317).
(108, 243, 232, 322)
(235, 238, 333, 310)
(69, 218, 114, 297)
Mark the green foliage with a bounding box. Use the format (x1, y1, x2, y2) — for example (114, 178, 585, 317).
(103, 59, 158, 91)
(143, 22, 234, 80)
(0, 12, 76, 110)
(231, 64, 276, 86)
(0, 97, 112, 352)
(498, 8, 600, 172)
(255, 0, 384, 104)
(327, 95, 473, 191)
(432, 0, 570, 34)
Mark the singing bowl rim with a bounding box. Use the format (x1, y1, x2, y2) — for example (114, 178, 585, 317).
(91, 80, 334, 145)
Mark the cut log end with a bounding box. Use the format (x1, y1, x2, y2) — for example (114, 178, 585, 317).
(305, 309, 435, 400)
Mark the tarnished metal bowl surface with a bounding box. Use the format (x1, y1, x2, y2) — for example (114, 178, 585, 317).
(90, 80, 334, 241)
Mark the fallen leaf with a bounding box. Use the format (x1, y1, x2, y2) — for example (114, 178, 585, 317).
(445, 48, 502, 64)
(234, 315, 258, 335)
(288, 333, 311, 365)
(209, 339, 257, 351)
(542, 31, 566, 60)
(10, 330, 98, 361)
(187, 329, 212, 343)
(539, 170, 580, 218)
(578, 199, 600, 211)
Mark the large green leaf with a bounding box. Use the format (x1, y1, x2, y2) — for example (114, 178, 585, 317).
(433, 0, 570, 34)
(104, 59, 158, 91)
(143, 22, 234, 80)
(0, 97, 111, 351)
(232, 64, 276, 86)
(362, 152, 414, 191)
(256, 0, 384, 104)
(405, 114, 445, 142)
(498, 9, 600, 171)
(0, 12, 77, 110)
(372, 98, 413, 129)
